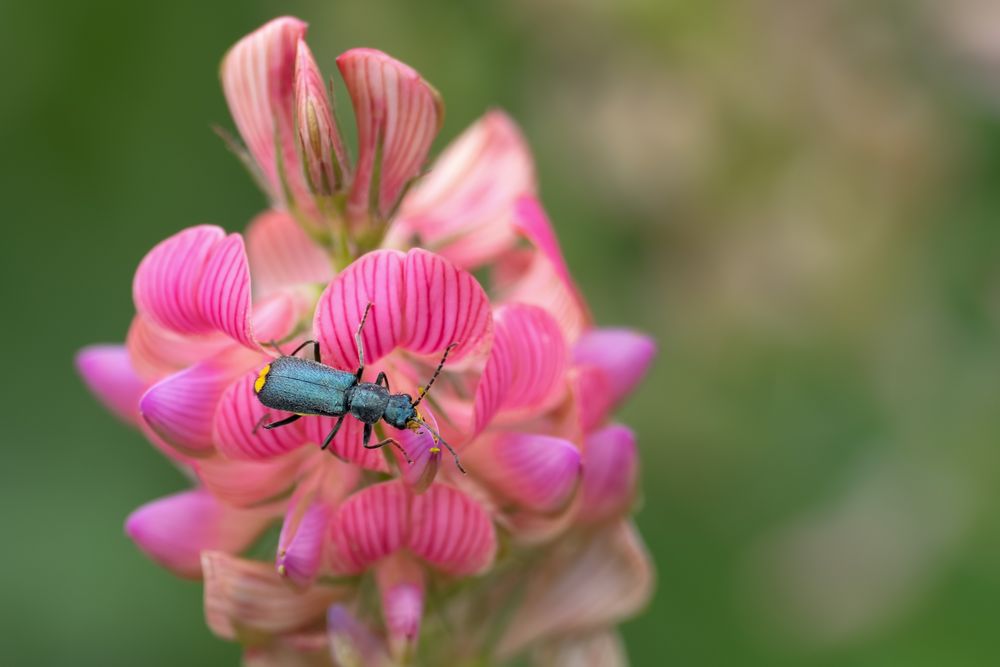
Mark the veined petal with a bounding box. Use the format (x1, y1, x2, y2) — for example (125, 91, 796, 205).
(277, 498, 332, 588)
(202, 551, 345, 639)
(408, 483, 496, 576)
(295, 40, 349, 195)
(139, 361, 233, 456)
(399, 412, 441, 494)
(394, 110, 535, 268)
(579, 425, 638, 522)
(496, 521, 654, 657)
(124, 490, 273, 579)
(246, 211, 334, 298)
(497, 197, 591, 342)
(337, 48, 443, 221)
(132, 225, 258, 349)
(573, 329, 655, 407)
(475, 433, 581, 514)
(301, 414, 388, 472)
(126, 314, 232, 381)
(474, 304, 567, 435)
(531, 631, 627, 667)
(195, 448, 312, 507)
(214, 370, 306, 459)
(76, 345, 146, 426)
(329, 481, 409, 574)
(221, 17, 311, 209)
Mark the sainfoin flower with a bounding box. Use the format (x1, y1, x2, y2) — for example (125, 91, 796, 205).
(77, 16, 655, 667)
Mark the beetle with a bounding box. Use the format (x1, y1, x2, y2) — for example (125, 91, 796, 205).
(252, 302, 465, 472)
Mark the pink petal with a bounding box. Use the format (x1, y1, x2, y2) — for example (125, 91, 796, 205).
(202, 551, 345, 639)
(408, 483, 496, 576)
(76, 345, 146, 425)
(132, 225, 258, 349)
(473, 304, 568, 435)
(579, 424, 638, 522)
(277, 498, 331, 588)
(194, 449, 312, 507)
(139, 361, 233, 456)
(314, 249, 406, 370)
(213, 369, 306, 459)
(394, 110, 536, 268)
(329, 481, 409, 574)
(573, 328, 655, 407)
(295, 40, 349, 195)
(328, 605, 391, 667)
(496, 520, 654, 657)
(221, 17, 312, 209)
(126, 314, 231, 382)
(337, 48, 443, 221)
(301, 414, 388, 472)
(246, 210, 334, 298)
(399, 411, 442, 494)
(375, 553, 426, 656)
(532, 632, 627, 667)
(498, 197, 592, 341)
(124, 490, 273, 579)
(477, 433, 581, 514)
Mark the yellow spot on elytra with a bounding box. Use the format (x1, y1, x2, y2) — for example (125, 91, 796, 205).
(254, 364, 271, 393)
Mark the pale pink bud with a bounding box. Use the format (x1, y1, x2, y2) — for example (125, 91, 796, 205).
(295, 40, 348, 196)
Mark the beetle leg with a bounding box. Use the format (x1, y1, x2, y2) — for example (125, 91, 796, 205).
(289, 339, 321, 361)
(321, 415, 346, 450)
(363, 436, 412, 464)
(363, 422, 373, 446)
(263, 414, 302, 431)
(375, 371, 389, 391)
(354, 302, 373, 380)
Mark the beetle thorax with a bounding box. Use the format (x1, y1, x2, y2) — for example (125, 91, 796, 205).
(347, 382, 389, 424)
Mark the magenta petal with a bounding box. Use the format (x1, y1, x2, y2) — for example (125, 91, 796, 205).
(408, 484, 496, 576)
(76, 345, 146, 425)
(573, 329, 656, 406)
(484, 433, 581, 513)
(124, 490, 272, 578)
(474, 304, 567, 434)
(579, 425, 638, 522)
(126, 314, 232, 381)
(246, 211, 333, 298)
(277, 499, 331, 588)
(401, 249, 493, 361)
(139, 361, 232, 456)
(213, 369, 306, 459)
(338, 48, 443, 222)
(221, 17, 312, 209)
(382, 583, 423, 651)
(301, 415, 388, 472)
(399, 417, 441, 494)
(395, 110, 536, 269)
(314, 249, 406, 370)
(329, 481, 409, 574)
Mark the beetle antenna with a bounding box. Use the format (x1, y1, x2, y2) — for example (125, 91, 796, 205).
(413, 342, 458, 409)
(417, 419, 466, 474)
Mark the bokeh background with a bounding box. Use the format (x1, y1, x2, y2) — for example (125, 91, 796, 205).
(2, 0, 999, 664)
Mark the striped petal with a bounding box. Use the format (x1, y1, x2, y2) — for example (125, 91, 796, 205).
(76, 345, 146, 426)
(139, 361, 233, 456)
(126, 314, 231, 381)
(246, 210, 334, 298)
(221, 17, 311, 210)
(475, 433, 581, 514)
(579, 425, 638, 523)
(329, 481, 409, 574)
(573, 329, 655, 408)
(408, 483, 496, 576)
(496, 521, 653, 657)
(337, 48, 443, 222)
(301, 414, 388, 472)
(474, 304, 567, 434)
(497, 197, 591, 342)
(124, 490, 273, 579)
(213, 369, 306, 459)
(194, 448, 312, 507)
(202, 551, 345, 640)
(132, 225, 258, 349)
(295, 40, 349, 196)
(394, 110, 535, 268)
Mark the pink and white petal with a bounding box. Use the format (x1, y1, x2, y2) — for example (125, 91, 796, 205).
(329, 481, 409, 574)
(401, 249, 493, 362)
(213, 370, 306, 459)
(76, 345, 146, 426)
(301, 415, 388, 472)
(473, 304, 568, 435)
(579, 425, 638, 523)
(313, 249, 406, 370)
(295, 40, 349, 195)
(277, 498, 332, 588)
(202, 551, 346, 640)
(408, 483, 496, 576)
(475, 433, 581, 514)
(495, 521, 654, 658)
(395, 110, 536, 269)
(246, 210, 334, 298)
(531, 631, 627, 667)
(252, 291, 307, 345)
(375, 553, 426, 657)
(573, 329, 655, 407)
(195, 448, 313, 507)
(125, 490, 274, 579)
(126, 314, 231, 382)
(221, 17, 311, 209)
(197, 233, 256, 349)
(337, 48, 443, 221)
(139, 361, 233, 456)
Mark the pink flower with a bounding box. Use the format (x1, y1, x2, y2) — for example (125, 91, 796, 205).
(77, 16, 656, 666)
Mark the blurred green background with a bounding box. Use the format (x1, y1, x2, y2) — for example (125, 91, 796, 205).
(2, 0, 1000, 665)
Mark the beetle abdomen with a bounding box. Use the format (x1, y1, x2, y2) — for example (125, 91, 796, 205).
(254, 356, 355, 416)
